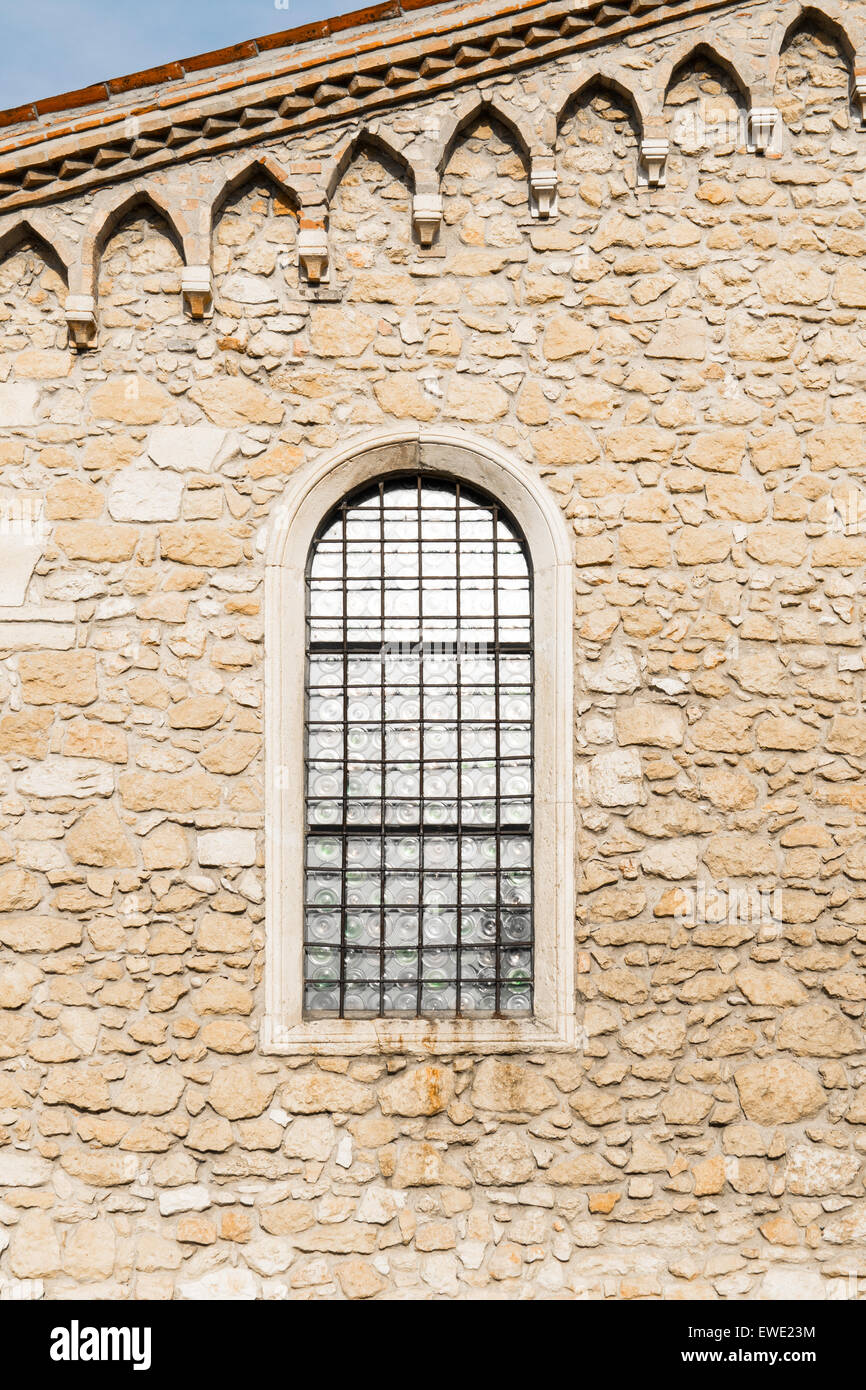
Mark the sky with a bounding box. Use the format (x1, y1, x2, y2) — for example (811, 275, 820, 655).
(1, 0, 352, 109)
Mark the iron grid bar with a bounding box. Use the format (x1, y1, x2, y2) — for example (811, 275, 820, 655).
(303, 472, 534, 1020)
(455, 482, 463, 1017)
(378, 482, 387, 1018)
(338, 500, 349, 1019)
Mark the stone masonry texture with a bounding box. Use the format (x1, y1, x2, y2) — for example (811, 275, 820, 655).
(1, 0, 866, 1299)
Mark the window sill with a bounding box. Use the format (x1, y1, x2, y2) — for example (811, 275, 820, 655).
(261, 1014, 576, 1056)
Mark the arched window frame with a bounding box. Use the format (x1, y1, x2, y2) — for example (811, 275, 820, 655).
(262, 428, 575, 1054)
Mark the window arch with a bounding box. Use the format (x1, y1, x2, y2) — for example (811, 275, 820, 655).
(263, 429, 574, 1054)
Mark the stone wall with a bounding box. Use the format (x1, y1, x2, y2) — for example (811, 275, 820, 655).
(2, 6, 866, 1299)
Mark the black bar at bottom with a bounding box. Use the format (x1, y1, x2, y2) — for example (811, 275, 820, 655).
(0, 1295, 854, 1376)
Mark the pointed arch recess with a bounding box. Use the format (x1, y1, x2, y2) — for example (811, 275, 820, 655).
(434, 93, 537, 173)
(774, 2, 860, 64)
(323, 126, 419, 204)
(660, 38, 758, 109)
(77, 187, 189, 296)
(0, 214, 71, 276)
(553, 63, 652, 138)
(209, 153, 304, 231)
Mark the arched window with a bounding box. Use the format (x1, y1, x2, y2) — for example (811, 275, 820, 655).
(304, 473, 533, 1019)
(264, 430, 574, 1054)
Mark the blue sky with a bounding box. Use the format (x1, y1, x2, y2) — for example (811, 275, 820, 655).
(2, 0, 350, 109)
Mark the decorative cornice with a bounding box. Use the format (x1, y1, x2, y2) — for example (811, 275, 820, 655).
(2, 0, 864, 352)
(0, 0, 750, 214)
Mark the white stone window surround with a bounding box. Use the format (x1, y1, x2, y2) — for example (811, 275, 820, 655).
(262, 427, 575, 1055)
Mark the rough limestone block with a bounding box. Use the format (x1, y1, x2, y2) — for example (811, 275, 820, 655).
(108, 467, 184, 522)
(17, 759, 114, 799)
(222, 272, 279, 303)
(0, 383, 39, 425)
(147, 424, 230, 472)
(197, 828, 257, 866)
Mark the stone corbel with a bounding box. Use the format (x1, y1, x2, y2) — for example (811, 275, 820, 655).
(181, 265, 213, 318)
(529, 156, 558, 219)
(412, 193, 443, 246)
(854, 71, 866, 127)
(298, 224, 329, 284)
(748, 107, 780, 155)
(638, 137, 669, 188)
(64, 294, 97, 350)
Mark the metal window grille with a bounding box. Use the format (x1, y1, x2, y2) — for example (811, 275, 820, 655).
(303, 473, 533, 1018)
